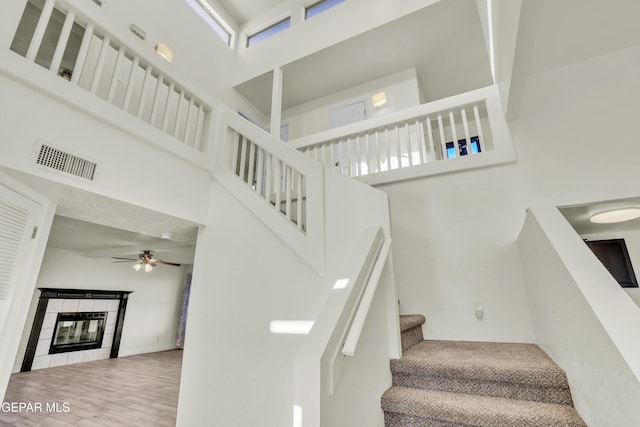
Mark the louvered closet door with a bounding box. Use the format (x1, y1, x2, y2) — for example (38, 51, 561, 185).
(0, 184, 38, 302)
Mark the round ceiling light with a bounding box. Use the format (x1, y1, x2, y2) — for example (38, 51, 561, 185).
(590, 208, 640, 224)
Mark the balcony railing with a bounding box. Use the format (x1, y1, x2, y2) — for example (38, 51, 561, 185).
(9, 0, 212, 153)
(290, 85, 515, 185)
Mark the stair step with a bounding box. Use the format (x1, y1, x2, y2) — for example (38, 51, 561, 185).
(400, 315, 426, 332)
(382, 386, 586, 427)
(399, 315, 425, 352)
(391, 340, 572, 405)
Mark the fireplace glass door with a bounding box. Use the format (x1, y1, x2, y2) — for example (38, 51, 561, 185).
(49, 312, 107, 354)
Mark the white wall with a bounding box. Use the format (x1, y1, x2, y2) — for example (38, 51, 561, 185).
(0, 71, 211, 226)
(13, 247, 189, 372)
(178, 163, 394, 426)
(511, 44, 640, 206)
(377, 163, 536, 342)
(283, 69, 421, 139)
(518, 207, 640, 427)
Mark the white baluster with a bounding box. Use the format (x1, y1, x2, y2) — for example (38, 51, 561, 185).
(285, 165, 292, 220)
(426, 118, 435, 162)
(354, 136, 361, 176)
(26, 0, 56, 61)
(384, 128, 391, 171)
(89, 36, 111, 94)
(461, 108, 472, 155)
(365, 133, 373, 174)
(107, 47, 125, 103)
(136, 66, 152, 118)
(70, 23, 94, 85)
(473, 105, 485, 149)
(173, 91, 185, 139)
(247, 141, 256, 188)
(238, 136, 247, 181)
(231, 131, 240, 174)
(265, 153, 273, 204)
(183, 97, 196, 144)
(404, 123, 413, 167)
(255, 148, 264, 196)
(297, 172, 303, 231)
(161, 82, 175, 132)
(375, 131, 382, 172)
(437, 114, 447, 159)
(394, 126, 402, 169)
(345, 139, 352, 177)
(49, 11, 76, 73)
(123, 56, 140, 111)
(193, 105, 204, 151)
(449, 111, 460, 157)
(274, 159, 282, 212)
(416, 120, 425, 165)
(149, 75, 164, 126)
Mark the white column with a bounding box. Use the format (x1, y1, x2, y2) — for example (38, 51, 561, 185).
(270, 67, 283, 139)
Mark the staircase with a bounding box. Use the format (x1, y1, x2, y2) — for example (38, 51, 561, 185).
(383, 315, 586, 426)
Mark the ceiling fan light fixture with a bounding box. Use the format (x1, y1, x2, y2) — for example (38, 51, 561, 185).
(590, 207, 640, 224)
(133, 262, 142, 271)
(144, 263, 153, 272)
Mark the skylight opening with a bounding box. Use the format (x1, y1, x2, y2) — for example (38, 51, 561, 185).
(305, 0, 346, 20)
(247, 18, 291, 47)
(187, 0, 234, 47)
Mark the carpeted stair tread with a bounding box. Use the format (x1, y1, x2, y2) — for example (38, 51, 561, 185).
(382, 386, 586, 427)
(392, 340, 569, 389)
(400, 315, 426, 332)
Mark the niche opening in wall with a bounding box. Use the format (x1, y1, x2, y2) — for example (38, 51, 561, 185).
(585, 239, 639, 288)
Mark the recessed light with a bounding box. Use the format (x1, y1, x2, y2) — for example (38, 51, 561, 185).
(333, 278, 349, 289)
(590, 208, 640, 224)
(159, 232, 173, 240)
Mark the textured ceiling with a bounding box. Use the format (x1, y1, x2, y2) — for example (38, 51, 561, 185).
(2, 168, 199, 264)
(234, 0, 492, 114)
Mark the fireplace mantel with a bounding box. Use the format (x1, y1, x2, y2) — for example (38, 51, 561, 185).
(21, 288, 133, 372)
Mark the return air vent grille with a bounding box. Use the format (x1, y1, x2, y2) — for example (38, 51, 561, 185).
(35, 144, 97, 181)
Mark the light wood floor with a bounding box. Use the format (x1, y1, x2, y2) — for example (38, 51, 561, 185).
(0, 350, 182, 426)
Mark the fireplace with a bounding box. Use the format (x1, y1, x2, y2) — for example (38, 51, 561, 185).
(22, 289, 132, 372)
(49, 311, 108, 354)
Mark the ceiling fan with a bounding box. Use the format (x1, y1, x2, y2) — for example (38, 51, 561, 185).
(112, 250, 181, 272)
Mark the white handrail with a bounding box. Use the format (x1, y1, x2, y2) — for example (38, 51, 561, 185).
(342, 237, 392, 356)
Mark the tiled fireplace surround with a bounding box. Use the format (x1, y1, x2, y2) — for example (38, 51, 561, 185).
(21, 289, 132, 372)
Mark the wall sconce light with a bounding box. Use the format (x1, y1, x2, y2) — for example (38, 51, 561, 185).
(155, 43, 173, 62)
(590, 208, 640, 224)
(372, 91, 387, 107)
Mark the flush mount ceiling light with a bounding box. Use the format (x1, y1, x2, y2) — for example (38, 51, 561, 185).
(372, 91, 387, 107)
(590, 208, 640, 224)
(155, 43, 173, 62)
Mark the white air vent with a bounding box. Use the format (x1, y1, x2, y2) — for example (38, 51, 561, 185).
(0, 201, 29, 300)
(34, 143, 97, 181)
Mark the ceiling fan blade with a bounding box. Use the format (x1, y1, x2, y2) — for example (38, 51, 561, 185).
(155, 260, 182, 267)
(112, 260, 136, 263)
(112, 256, 139, 261)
